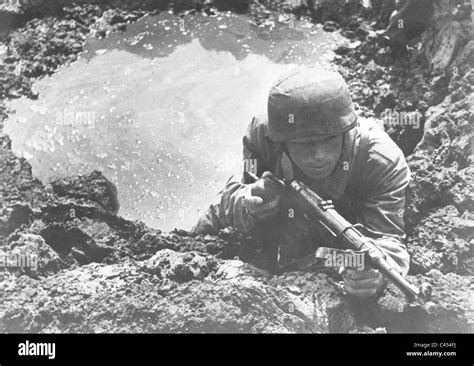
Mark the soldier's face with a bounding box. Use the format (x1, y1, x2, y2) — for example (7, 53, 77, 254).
(286, 135, 343, 180)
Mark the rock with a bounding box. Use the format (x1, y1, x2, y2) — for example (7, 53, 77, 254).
(0, 258, 352, 333)
(372, 273, 473, 332)
(406, 76, 473, 225)
(430, 0, 472, 23)
(0, 0, 472, 336)
(0, 0, 64, 36)
(0, 203, 33, 236)
(131, 231, 169, 259)
(0, 3, 23, 37)
(209, 0, 250, 11)
(417, 0, 472, 70)
(370, 0, 396, 20)
(364, 60, 384, 80)
(102, 9, 126, 25)
(51, 170, 120, 214)
(449, 167, 474, 213)
(142, 249, 218, 282)
(279, 0, 306, 12)
(309, 0, 361, 25)
(2, 233, 63, 277)
(17, 0, 64, 16)
(3, 254, 463, 333)
(334, 45, 351, 55)
(383, 0, 434, 43)
(452, 40, 474, 75)
(407, 206, 473, 275)
(39, 223, 113, 264)
(270, 271, 357, 333)
(423, 21, 467, 70)
(323, 20, 340, 32)
(405, 156, 457, 228)
(212, 259, 270, 281)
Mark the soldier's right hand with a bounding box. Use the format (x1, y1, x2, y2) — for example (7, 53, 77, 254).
(243, 174, 280, 221)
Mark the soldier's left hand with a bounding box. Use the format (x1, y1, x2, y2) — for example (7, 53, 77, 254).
(342, 268, 387, 298)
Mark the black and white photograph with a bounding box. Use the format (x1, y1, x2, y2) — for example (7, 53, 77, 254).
(0, 0, 472, 362)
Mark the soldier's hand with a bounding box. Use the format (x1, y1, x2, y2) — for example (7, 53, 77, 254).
(243, 174, 280, 221)
(342, 268, 387, 298)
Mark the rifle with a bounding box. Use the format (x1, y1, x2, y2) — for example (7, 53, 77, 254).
(246, 171, 432, 301)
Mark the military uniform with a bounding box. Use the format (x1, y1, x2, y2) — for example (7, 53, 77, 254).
(192, 67, 411, 277)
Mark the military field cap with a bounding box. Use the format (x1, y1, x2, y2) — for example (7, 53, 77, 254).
(267, 65, 357, 142)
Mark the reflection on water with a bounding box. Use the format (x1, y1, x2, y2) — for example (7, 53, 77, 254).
(4, 11, 344, 231)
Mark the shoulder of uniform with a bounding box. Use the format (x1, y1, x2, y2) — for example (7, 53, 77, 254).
(364, 118, 405, 167)
(356, 118, 410, 193)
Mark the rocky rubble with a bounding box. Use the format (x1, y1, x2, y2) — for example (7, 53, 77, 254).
(2, 248, 471, 333)
(407, 205, 473, 275)
(0, 0, 472, 333)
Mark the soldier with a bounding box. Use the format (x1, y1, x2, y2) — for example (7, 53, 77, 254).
(192, 66, 411, 299)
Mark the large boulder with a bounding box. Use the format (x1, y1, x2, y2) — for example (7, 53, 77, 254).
(423, 20, 468, 70)
(51, 170, 120, 214)
(420, 0, 472, 70)
(383, 0, 434, 43)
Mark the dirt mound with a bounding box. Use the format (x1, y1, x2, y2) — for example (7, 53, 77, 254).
(0, 0, 472, 333)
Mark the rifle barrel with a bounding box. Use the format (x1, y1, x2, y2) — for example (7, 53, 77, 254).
(245, 171, 430, 300)
(286, 179, 425, 299)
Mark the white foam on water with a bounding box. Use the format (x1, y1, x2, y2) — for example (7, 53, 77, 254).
(5, 11, 343, 231)
(5, 39, 294, 231)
